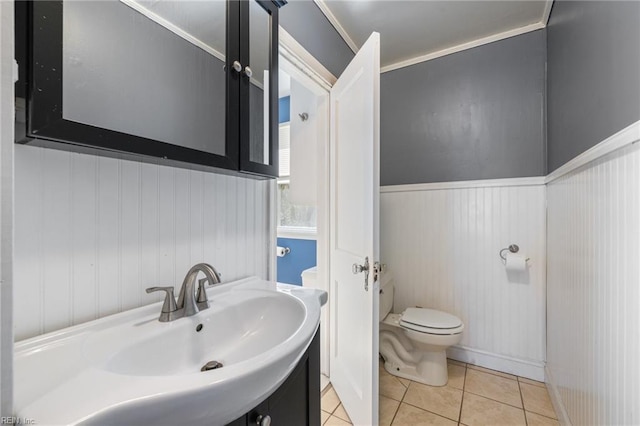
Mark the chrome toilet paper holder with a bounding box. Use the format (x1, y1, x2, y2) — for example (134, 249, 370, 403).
(499, 244, 530, 264)
(276, 246, 291, 257)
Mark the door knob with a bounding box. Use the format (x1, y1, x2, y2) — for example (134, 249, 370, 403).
(244, 66, 253, 78)
(232, 60, 242, 73)
(352, 263, 368, 274)
(352, 256, 370, 291)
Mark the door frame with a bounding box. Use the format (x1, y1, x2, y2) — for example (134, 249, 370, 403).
(271, 27, 335, 377)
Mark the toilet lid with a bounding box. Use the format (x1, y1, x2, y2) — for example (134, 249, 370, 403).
(400, 308, 462, 329)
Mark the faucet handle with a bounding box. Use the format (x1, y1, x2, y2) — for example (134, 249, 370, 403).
(146, 286, 178, 314)
(196, 278, 210, 310)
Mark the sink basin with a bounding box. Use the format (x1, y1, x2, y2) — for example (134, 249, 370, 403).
(102, 290, 306, 377)
(14, 277, 327, 425)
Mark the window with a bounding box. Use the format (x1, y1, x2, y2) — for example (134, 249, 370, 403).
(277, 181, 317, 228)
(278, 123, 317, 235)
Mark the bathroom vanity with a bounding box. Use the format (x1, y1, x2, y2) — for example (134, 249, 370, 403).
(14, 278, 325, 425)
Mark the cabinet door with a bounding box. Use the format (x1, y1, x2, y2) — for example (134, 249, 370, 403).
(224, 328, 321, 426)
(16, 0, 239, 171)
(268, 327, 321, 426)
(238, 0, 279, 177)
(226, 414, 248, 426)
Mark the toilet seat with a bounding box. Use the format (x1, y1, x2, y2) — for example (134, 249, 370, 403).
(400, 308, 464, 335)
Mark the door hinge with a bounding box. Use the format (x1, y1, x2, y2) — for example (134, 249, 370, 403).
(13, 60, 19, 83)
(373, 261, 385, 284)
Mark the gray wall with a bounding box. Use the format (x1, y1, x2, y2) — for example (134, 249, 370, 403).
(381, 30, 546, 186)
(279, 1, 354, 78)
(547, 1, 640, 172)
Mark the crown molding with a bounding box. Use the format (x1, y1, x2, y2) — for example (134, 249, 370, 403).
(312, 0, 359, 53)
(311, 0, 555, 74)
(381, 21, 545, 73)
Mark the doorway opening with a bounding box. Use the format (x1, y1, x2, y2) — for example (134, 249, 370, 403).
(274, 34, 332, 392)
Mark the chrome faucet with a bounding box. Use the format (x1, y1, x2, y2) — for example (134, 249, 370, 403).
(177, 263, 222, 316)
(146, 263, 222, 322)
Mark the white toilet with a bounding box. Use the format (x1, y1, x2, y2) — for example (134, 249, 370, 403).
(379, 274, 464, 386)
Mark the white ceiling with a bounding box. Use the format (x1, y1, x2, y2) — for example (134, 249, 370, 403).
(316, 0, 552, 72)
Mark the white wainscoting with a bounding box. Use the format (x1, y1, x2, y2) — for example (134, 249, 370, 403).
(0, 0, 15, 414)
(546, 141, 640, 425)
(381, 178, 547, 380)
(14, 145, 270, 341)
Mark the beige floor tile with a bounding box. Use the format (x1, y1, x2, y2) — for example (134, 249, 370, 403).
(333, 404, 351, 423)
(402, 381, 463, 421)
(380, 366, 409, 401)
(379, 395, 400, 426)
(526, 411, 561, 426)
(447, 364, 466, 390)
(380, 358, 409, 388)
(322, 384, 334, 397)
(448, 359, 466, 367)
(321, 386, 341, 414)
(397, 377, 411, 387)
(519, 376, 546, 388)
(465, 368, 522, 408)
(520, 383, 557, 419)
(321, 410, 331, 425)
(467, 364, 517, 380)
(460, 392, 526, 426)
(325, 415, 351, 426)
(392, 403, 457, 426)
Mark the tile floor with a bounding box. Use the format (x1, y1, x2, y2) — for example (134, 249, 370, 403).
(320, 359, 559, 426)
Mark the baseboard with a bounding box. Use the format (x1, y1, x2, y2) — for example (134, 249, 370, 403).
(544, 366, 573, 425)
(447, 345, 545, 382)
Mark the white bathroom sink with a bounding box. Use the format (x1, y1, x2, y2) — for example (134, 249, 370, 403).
(14, 277, 327, 426)
(101, 290, 306, 377)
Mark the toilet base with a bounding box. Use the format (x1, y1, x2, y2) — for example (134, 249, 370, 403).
(382, 349, 448, 387)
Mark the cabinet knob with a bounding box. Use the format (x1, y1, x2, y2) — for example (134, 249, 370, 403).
(255, 414, 271, 426)
(232, 60, 243, 73)
(244, 66, 253, 79)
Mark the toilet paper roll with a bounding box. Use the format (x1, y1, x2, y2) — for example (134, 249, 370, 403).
(505, 253, 527, 272)
(276, 246, 290, 257)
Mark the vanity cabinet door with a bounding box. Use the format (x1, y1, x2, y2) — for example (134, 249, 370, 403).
(225, 328, 320, 426)
(226, 414, 249, 426)
(267, 330, 321, 426)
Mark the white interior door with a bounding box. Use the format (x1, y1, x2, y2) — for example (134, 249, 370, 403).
(329, 32, 380, 426)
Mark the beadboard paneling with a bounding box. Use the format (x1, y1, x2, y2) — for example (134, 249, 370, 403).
(14, 145, 270, 341)
(546, 142, 640, 425)
(1, 0, 15, 414)
(380, 180, 547, 375)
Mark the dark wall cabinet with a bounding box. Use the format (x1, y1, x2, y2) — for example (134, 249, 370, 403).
(15, 0, 283, 178)
(227, 328, 321, 426)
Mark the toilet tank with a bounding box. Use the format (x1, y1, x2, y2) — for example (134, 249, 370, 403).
(379, 272, 394, 319)
(301, 266, 318, 287)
